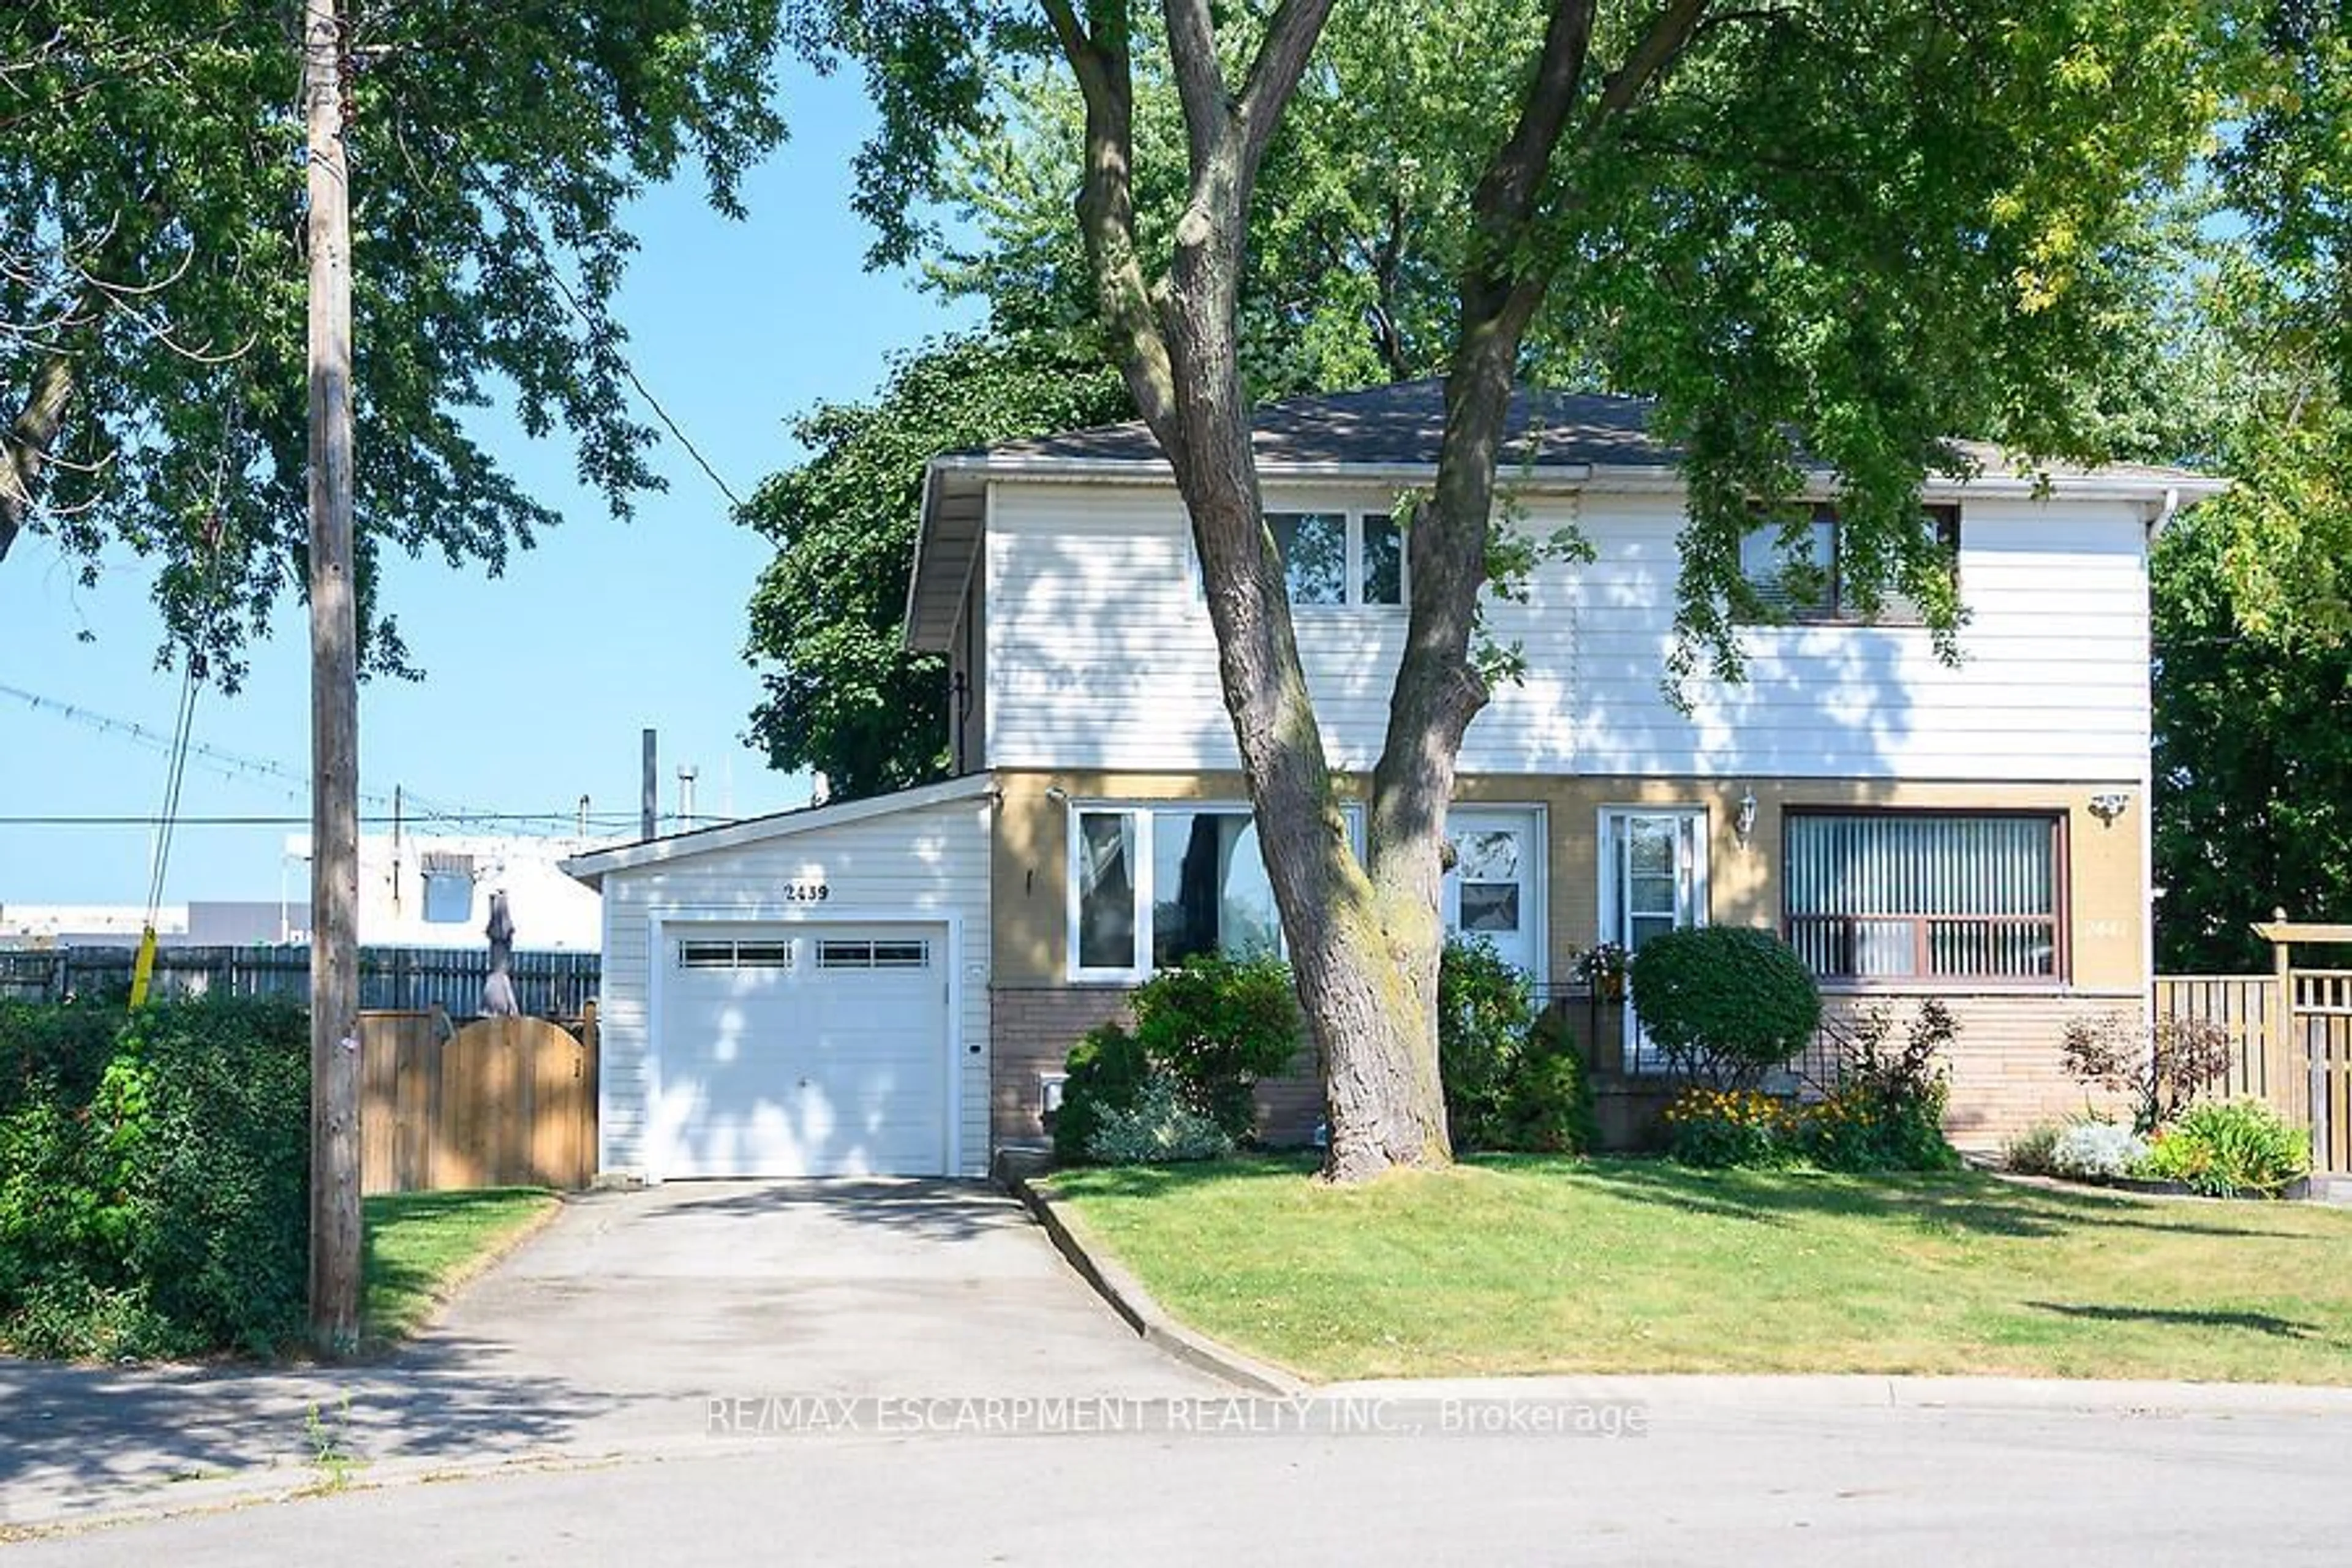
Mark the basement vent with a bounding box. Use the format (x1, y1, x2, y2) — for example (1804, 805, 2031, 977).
(816, 938, 930, 971)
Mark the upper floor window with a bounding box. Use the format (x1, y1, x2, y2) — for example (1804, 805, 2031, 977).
(1265, 511, 1403, 608)
(1784, 810, 2064, 984)
(1740, 505, 1959, 624)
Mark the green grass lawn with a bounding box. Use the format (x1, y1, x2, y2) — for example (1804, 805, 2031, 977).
(1050, 1156, 2352, 1384)
(362, 1188, 559, 1344)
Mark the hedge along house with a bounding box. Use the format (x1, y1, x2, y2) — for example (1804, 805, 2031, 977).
(568, 382, 2222, 1181)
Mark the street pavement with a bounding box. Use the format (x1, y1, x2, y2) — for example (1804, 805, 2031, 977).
(12, 1380, 2352, 1565)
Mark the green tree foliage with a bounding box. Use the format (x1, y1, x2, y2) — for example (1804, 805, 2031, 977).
(1, 1, 790, 684)
(739, 328, 1126, 797)
(0, 997, 309, 1359)
(2153, 503, 2352, 971)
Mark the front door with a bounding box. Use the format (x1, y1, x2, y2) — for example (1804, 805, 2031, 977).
(1443, 807, 1544, 981)
(1599, 809, 1709, 1071)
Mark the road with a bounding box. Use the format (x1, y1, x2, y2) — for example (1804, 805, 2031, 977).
(13, 1387, 2347, 1566)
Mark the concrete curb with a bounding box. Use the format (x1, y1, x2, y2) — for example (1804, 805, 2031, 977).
(998, 1170, 1307, 1397)
(1316, 1371, 2352, 1418)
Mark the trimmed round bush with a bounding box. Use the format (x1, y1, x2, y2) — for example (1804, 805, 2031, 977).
(1626, 926, 1822, 1087)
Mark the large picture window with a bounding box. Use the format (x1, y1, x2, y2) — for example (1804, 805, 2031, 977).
(1071, 804, 1284, 978)
(1784, 812, 2063, 982)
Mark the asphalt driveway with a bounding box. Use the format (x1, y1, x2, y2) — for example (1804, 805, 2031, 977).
(424, 1178, 1218, 1400)
(0, 1179, 1214, 1531)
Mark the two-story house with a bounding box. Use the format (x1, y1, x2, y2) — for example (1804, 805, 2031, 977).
(564, 382, 2221, 1182)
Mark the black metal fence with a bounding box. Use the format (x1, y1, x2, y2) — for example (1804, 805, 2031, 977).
(0, 944, 601, 1020)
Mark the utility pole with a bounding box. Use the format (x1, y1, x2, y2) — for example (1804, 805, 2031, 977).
(641, 728, 657, 839)
(303, 0, 361, 1355)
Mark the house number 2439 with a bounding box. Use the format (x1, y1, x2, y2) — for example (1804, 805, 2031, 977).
(783, 883, 831, 902)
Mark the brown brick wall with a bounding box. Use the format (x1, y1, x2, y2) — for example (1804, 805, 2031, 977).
(1819, 990, 2136, 1150)
(990, 985, 1323, 1148)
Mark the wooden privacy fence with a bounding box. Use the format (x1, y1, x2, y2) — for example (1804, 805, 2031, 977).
(2155, 929, 2352, 1174)
(360, 1008, 598, 1194)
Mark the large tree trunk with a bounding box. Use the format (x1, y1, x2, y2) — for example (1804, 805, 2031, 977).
(1, 353, 74, 563)
(1048, 0, 1706, 1182)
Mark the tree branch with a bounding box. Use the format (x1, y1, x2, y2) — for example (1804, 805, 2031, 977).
(1471, 0, 1599, 233)
(1594, 0, 1713, 124)
(1042, 0, 1182, 442)
(1159, 0, 1227, 175)
(1, 352, 75, 563)
(1235, 0, 1338, 176)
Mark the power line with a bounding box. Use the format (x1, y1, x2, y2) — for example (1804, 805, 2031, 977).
(541, 267, 745, 510)
(0, 680, 605, 834)
(0, 813, 662, 827)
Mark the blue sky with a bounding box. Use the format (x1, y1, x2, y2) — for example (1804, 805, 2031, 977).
(0, 62, 975, 908)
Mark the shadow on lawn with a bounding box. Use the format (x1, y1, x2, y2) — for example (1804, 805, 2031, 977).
(1563, 1159, 2327, 1244)
(2024, 1301, 2323, 1339)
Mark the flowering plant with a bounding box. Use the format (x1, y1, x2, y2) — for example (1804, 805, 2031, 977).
(1662, 1086, 1799, 1167)
(1573, 941, 1629, 991)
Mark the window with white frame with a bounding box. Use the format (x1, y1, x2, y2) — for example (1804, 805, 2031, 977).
(1784, 811, 2064, 982)
(1263, 511, 1403, 608)
(1739, 505, 1959, 624)
(1069, 804, 1294, 978)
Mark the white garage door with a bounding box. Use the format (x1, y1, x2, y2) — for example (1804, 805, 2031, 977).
(657, 923, 950, 1178)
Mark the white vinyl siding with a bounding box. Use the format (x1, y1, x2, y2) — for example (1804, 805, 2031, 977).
(1785, 811, 2062, 983)
(984, 481, 2152, 783)
(592, 787, 992, 1178)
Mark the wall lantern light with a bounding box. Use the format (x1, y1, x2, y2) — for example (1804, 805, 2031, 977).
(1735, 788, 1759, 846)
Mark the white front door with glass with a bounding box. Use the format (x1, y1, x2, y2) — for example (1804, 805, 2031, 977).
(1599, 809, 1709, 1071)
(1442, 808, 1544, 981)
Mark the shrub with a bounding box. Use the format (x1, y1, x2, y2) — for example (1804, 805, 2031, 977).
(0, 998, 123, 1112)
(1663, 1087, 1800, 1167)
(2049, 1120, 2147, 1181)
(2061, 1012, 2232, 1134)
(2004, 1121, 2065, 1177)
(0, 997, 310, 1360)
(1501, 1007, 1597, 1154)
(1801, 1001, 1962, 1172)
(1085, 1075, 1236, 1164)
(1627, 927, 1821, 1088)
(1439, 937, 1531, 1150)
(2139, 1100, 2310, 1196)
(1052, 1021, 1152, 1166)
(1438, 938, 1596, 1154)
(1125, 952, 1301, 1140)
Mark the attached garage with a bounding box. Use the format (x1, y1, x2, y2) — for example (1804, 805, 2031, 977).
(657, 923, 951, 1177)
(563, 776, 994, 1182)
